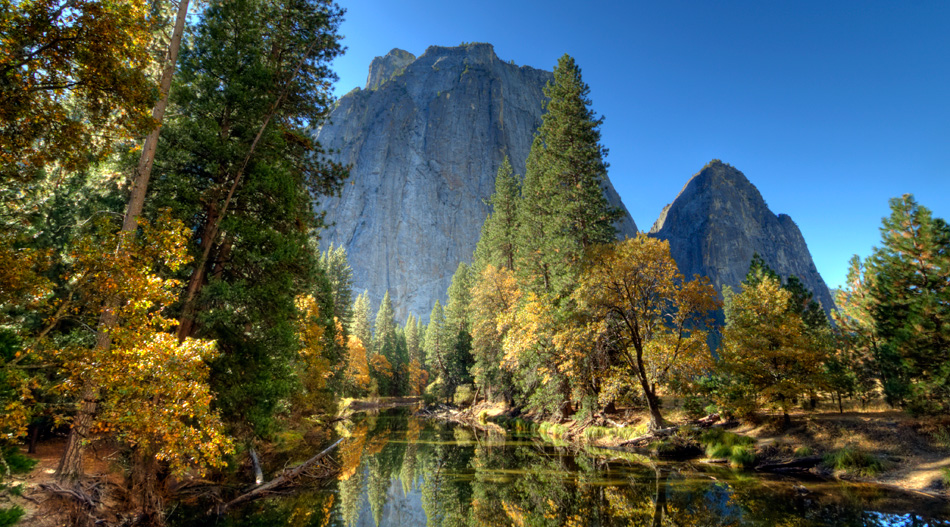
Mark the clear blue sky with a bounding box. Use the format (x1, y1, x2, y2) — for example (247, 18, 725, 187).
(328, 0, 950, 291)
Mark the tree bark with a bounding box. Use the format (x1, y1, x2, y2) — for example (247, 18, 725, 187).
(56, 0, 191, 483)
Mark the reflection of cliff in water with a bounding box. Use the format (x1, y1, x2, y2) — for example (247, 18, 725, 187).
(191, 408, 950, 526)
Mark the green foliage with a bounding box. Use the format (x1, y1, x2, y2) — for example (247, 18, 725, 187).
(941, 467, 950, 487)
(699, 429, 757, 467)
(148, 0, 347, 439)
(793, 446, 813, 457)
(0, 446, 36, 475)
(453, 384, 475, 406)
(319, 243, 354, 328)
(867, 195, 950, 413)
(0, 505, 24, 527)
(515, 54, 620, 300)
(823, 446, 884, 476)
(720, 261, 830, 421)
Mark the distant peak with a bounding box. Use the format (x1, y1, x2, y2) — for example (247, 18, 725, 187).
(420, 42, 499, 65)
(365, 48, 417, 90)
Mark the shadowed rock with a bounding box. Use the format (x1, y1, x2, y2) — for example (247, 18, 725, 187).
(649, 160, 834, 314)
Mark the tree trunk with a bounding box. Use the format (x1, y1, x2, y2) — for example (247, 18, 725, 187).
(131, 448, 165, 527)
(123, 0, 190, 230)
(56, 0, 191, 483)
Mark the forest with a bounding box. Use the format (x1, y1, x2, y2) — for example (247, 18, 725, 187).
(1, 1, 948, 525)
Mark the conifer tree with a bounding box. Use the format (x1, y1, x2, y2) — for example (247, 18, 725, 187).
(444, 263, 475, 396)
(515, 54, 620, 300)
(475, 157, 521, 272)
(405, 315, 420, 362)
(319, 242, 354, 327)
(373, 291, 399, 394)
(351, 291, 374, 354)
(867, 195, 950, 412)
(424, 301, 452, 400)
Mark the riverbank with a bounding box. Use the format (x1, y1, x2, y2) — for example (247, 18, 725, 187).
(430, 401, 950, 500)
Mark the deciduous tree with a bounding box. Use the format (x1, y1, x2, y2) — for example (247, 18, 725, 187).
(572, 235, 719, 430)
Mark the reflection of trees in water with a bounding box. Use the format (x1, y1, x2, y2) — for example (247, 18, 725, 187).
(419, 422, 474, 527)
(213, 414, 949, 527)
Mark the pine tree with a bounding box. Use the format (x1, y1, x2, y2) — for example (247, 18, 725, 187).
(351, 291, 374, 355)
(832, 256, 882, 407)
(373, 291, 399, 394)
(319, 242, 354, 328)
(444, 263, 475, 397)
(145, 0, 345, 441)
(867, 194, 950, 412)
(424, 301, 451, 400)
(514, 54, 620, 300)
(404, 314, 421, 363)
(475, 157, 521, 272)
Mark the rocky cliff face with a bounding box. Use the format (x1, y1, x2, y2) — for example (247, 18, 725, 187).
(649, 160, 835, 313)
(315, 44, 637, 320)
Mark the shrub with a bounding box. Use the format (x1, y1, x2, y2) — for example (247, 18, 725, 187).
(823, 446, 884, 476)
(793, 446, 813, 457)
(699, 428, 757, 468)
(0, 446, 36, 474)
(539, 422, 568, 439)
(582, 426, 610, 442)
(0, 506, 25, 527)
(941, 467, 950, 487)
(453, 384, 475, 406)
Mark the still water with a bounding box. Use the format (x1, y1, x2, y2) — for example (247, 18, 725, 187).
(179, 408, 949, 526)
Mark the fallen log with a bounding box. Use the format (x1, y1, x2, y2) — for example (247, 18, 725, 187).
(217, 438, 343, 515)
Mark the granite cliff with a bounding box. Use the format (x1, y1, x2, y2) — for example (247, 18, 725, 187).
(649, 160, 835, 313)
(315, 44, 637, 320)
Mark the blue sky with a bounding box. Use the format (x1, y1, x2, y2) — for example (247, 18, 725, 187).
(328, 0, 949, 290)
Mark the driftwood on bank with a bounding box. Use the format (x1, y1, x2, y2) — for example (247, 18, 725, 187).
(417, 405, 507, 435)
(216, 438, 343, 515)
(618, 414, 738, 448)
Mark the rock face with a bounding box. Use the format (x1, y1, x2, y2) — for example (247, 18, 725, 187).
(315, 44, 637, 320)
(649, 160, 835, 313)
(365, 49, 416, 90)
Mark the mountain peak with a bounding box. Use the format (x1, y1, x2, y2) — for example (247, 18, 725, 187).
(365, 48, 416, 90)
(650, 162, 834, 313)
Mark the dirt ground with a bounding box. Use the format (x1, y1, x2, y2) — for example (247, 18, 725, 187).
(737, 410, 950, 497)
(3, 438, 124, 526)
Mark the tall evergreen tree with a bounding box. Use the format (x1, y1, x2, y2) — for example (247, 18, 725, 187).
(405, 314, 422, 364)
(514, 54, 620, 299)
(373, 291, 405, 394)
(351, 291, 373, 354)
(424, 301, 451, 399)
(474, 157, 521, 272)
(319, 242, 354, 328)
(146, 0, 346, 440)
(443, 263, 475, 396)
(867, 194, 950, 412)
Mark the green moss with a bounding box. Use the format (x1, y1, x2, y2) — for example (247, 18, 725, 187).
(823, 446, 884, 476)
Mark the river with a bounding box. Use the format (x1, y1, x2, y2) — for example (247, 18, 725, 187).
(172, 407, 949, 526)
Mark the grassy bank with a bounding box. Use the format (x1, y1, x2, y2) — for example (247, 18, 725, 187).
(448, 402, 950, 500)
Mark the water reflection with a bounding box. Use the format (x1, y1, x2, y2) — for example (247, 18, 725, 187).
(195, 408, 950, 526)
